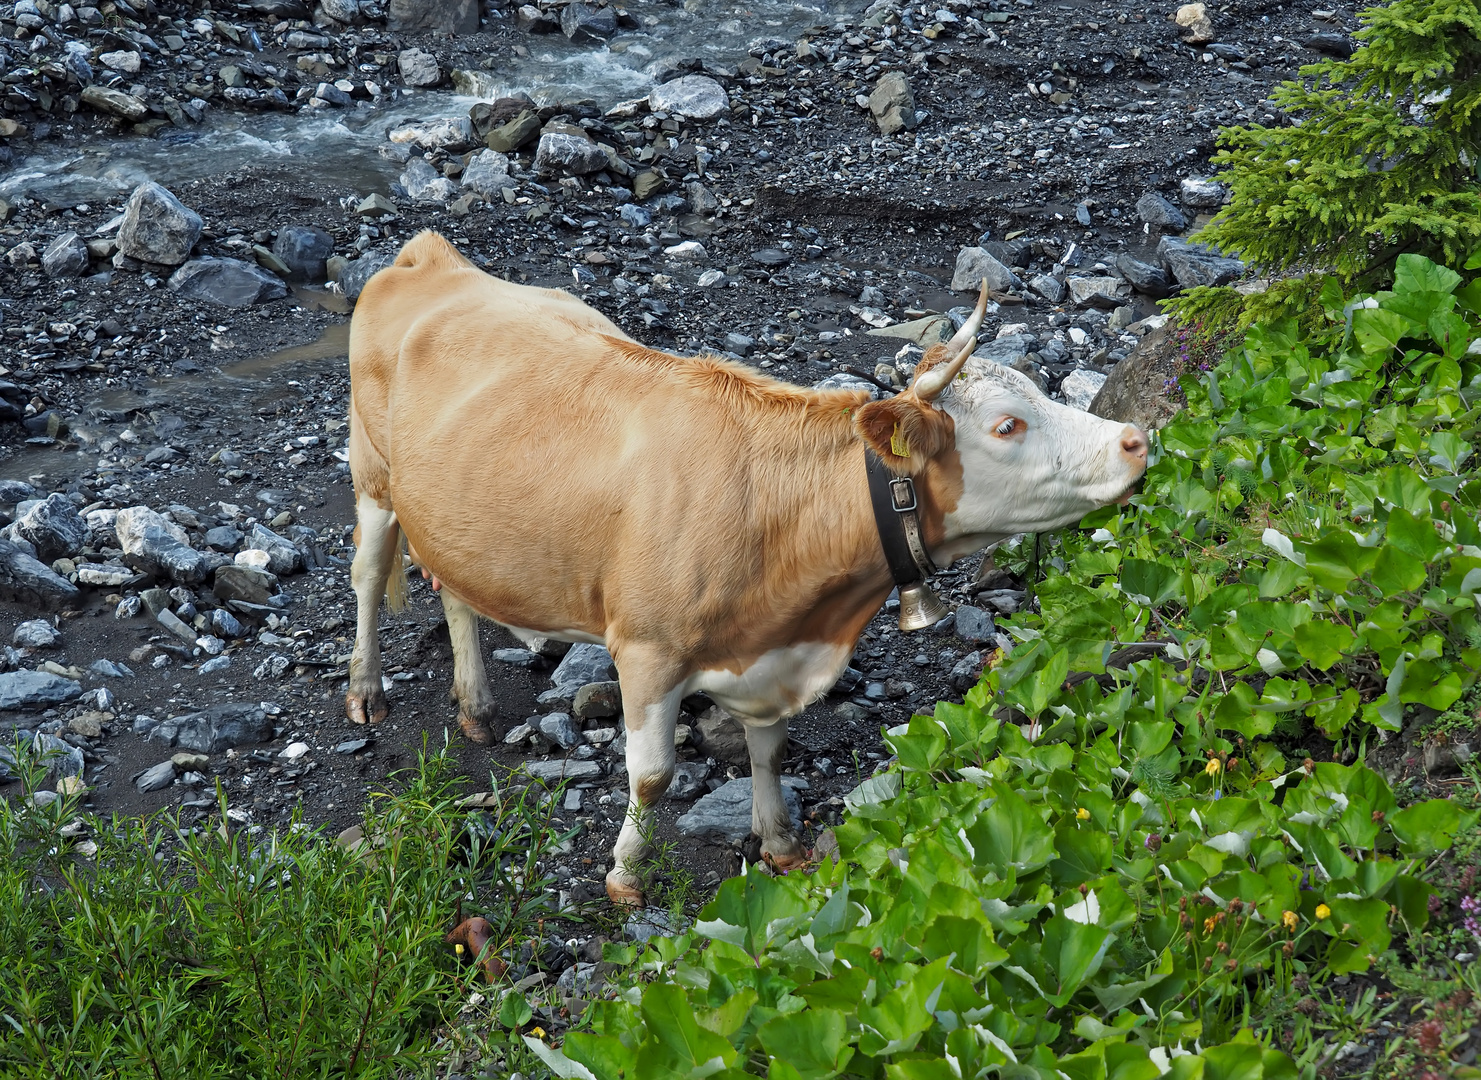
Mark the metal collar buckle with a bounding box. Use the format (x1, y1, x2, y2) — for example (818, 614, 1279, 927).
(888, 476, 917, 514)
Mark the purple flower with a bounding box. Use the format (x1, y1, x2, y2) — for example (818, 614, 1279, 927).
(1462, 895, 1481, 943)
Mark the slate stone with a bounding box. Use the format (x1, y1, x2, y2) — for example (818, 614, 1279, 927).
(538, 712, 582, 749)
(14, 493, 85, 561)
(1067, 276, 1126, 309)
(42, 231, 89, 278)
(386, 0, 478, 33)
(665, 760, 711, 800)
(1135, 192, 1186, 231)
(534, 132, 607, 175)
(1179, 177, 1227, 208)
(951, 246, 1023, 293)
(867, 70, 915, 134)
(243, 523, 304, 575)
(89, 658, 135, 678)
(560, 1, 616, 42)
(524, 758, 603, 782)
(115, 506, 207, 584)
(676, 776, 803, 843)
(550, 643, 616, 695)
(32, 732, 85, 780)
(0, 480, 38, 505)
(1028, 274, 1066, 303)
(271, 225, 334, 282)
(950, 650, 985, 691)
(484, 110, 541, 153)
(210, 608, 244, 638)
(147, 702, 277, 753)
(0, 670, 83, 710)
(136, 760, 177, 792)
(1116, 254, 1176, 299)
(460, 149, 511, 198)
(953, 605, 995, 644)
(573, 680, 621, 719)
(1061, 369, 1109, 411)
(117, 182, 201, 266)
(213, 564, 277, 606)
(339, 250, 394, 302)
(81, 84, 150, 121)
(169, 257, 289, 308)
(396, 47, 441, 87)
(1156, 236, 1246, 289)
(0, 540, 79, 609)
(204, 525, 243, 551)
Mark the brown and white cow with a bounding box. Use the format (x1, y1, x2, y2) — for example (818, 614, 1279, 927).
(345, 231, 1146, 904)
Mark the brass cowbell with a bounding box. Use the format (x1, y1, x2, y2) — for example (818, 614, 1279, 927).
(897, 580, 951, 632)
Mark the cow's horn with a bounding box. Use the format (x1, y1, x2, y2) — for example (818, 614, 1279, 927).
(912, 334, 978, 401)
(944, 280, 991, 355)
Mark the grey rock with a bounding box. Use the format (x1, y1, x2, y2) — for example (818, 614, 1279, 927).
(339, 250, 394, 302)
(539, 712, 581, 748)
(1116, 255, 1175, 299)
(560, 1, 616, 41)
(386, 0, 478, 33)
(147, 702, 277, 753)
(115, 506, 207, 584)
(400, 157, 457, 202)
(953, 605, 995, 644)
(204, 525, 243, 551)
(136, 760, 177, 792)
(951, 246, 1022, 293)
(694, 705, 748, 765)
(335, 737, 370, 753)
(89, 658, 135, 678)
(0, 670, 82, 710)
(1156, 236, 1245, 289)
(1135, 192, 1186, 232)
(210, 608, 243, 638)
(1028, 274, 1066, 303)
(320, 0, 359, 21)
(504, 721, 535, 745)
(868, 71, 915, 135)
(32, 732, 85, 781)
(1179, 177, 1227, 208)
(1061, 369, 1109, 411)
(169, 257, 289, 308)
(556, 962, 602, 994)
(676, 777, 802, 843)
(313, 81, 353, 107)
(271, 226, 334, 282)
(0, 481, 38, 505)
(15, 494, 85, 561)
(665, 760, 711, 800)
(460, 149, 511, 198)
(198, 656, 231, 675)
(118, 182, 202, 266)
(724, 332, 756, 356)
(685, 181, 719, 215)
(648, 75, 729, 120)
(950, 650, 984, 691)
(243, 523, 304, 575)
(573, 680, 621, 719)
(397, 47, 441, 87)
(12, 620, 60, 649)
(524, 758, 603, 782)
(213, 564, 277, 606)
(80, 84, 149, 121)
(1305, 32, 1354, 58)
(625, 907, 689, 942)
(492, 647, 540, 667)
(1067, 276, 1127, 309)
(42, 231, 89, 278)
(550, 643, 616, 695)
(1089, 322, 1185, 432)
(534, 132, 607, 175)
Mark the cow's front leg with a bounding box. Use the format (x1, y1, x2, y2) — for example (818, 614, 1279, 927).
(607, 659, 683, 907)
(441, 591, 497, 744)
(742, 715, 806, 872)
(345, 495, 399, 726)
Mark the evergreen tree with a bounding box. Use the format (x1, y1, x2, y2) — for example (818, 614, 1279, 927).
(1171, 0, 1481, 330)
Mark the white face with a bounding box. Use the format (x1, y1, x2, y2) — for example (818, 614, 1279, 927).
(936, 359, 1147, 557)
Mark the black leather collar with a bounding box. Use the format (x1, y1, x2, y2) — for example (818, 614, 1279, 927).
(865, 450, 937, 588)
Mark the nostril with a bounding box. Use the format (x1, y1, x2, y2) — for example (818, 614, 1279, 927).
(1121, 427, 1148, 459)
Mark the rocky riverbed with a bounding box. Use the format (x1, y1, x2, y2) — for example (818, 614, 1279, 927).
(0, 0, 1362, 914)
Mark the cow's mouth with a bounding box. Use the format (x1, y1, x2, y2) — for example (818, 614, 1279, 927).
(1115, 477, 1144, 505)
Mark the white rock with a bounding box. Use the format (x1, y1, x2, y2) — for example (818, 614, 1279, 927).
(99, 49, 141, 73)
(388, 117, 473, 149)
(235, 549, 272, 570)
(664, 240, 707, 261)
(279, 741, 310, 760)
(1060, 369, 1108, 411)
(648, 75, 729, 120)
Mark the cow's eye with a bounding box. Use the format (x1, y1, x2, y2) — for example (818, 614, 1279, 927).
(995, 418, 1017, 436)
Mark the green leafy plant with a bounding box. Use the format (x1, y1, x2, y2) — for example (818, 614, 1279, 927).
(1167, 0, 1481, 331)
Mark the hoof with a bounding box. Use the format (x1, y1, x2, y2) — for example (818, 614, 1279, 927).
(605, 871, 645, 908)
(345, 688, 388, 726)
(459, 713, 496, 745)
(762, 846, 809, 876)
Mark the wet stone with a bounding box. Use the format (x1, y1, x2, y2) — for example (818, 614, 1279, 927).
(0, 670, 83, 710)
(648, 75, 729, 120)
(42, 231, 89, 278)
(397, 47, 441, 87)
(117, 182, 202, 266)
(560, 1, 616, 42)
(15, 494, 86, 561)
(271, 225, 334, 282)
(169, 257, 290, 308)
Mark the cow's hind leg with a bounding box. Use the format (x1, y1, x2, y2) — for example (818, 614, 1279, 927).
(440, 590, 497, 745)
(741, 715, 807, 872)
(607, 652, 683, 907)
(346, 493, 400, 725)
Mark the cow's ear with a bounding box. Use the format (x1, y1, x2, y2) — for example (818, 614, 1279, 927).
(854, 396, 953, 474)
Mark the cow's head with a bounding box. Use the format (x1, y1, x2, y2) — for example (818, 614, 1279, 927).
(854, 285, 1147, 560)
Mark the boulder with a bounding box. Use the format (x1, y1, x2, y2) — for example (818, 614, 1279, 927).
(117, 182, 201, 266)
(676, 777, 803, 843)
(469, 94, 536, 135)
(0, 540, 78, 609)
(460, 150, 511, 198)
(867, 71, 915, 135)
(1173, 2, 1213, 45)
(13, 620, 61, 649)
(1060, 368, 1109, 411)
(484, 110, 541, 153)
(1116, 254, 1176, 299)
(1089, 321, 1185, 432)
(271, 225, 334, 282)
(560, 1, 616, 42)
(549, 643, 616, 695)
(953, 605, 995, 644)
(665, 761, 711, 800)
(213, 564, 278, 606)
(147, 702, 277, 753)
(1180, 176, 1227, 208)
(397, 47, 441, 87)
(1156, 236, 1245, 289)
(320, 0, 359, 21)
(1135, 192, 1186, 232)
(339, 250, 394, 301)
(524, 758, 603, 782)
(951, 246, 1022, 293)
(1028, 274, 1066, 303)
(0, 669, 83, 710)
(534, 132, 607, 175)
(386, 0, 478, 34)
(14, 493, 85, 561)
(168, 257, 290, 307)
(41, 231, 89, 278)
(389, 117, 474, 150)
(400, 157, 457, 202)
(648, 75, 729, 121)
(573, 680, 621, 719)
(80, 84, 148, 121)
(115, 505, 208, 584)
(694, 705, 748, 765)
(1067, 276, 1127, 309)
(537, 712, 581, 749)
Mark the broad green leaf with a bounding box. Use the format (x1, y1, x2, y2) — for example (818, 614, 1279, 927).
(563, 1033, 638, 1080)
(1292, 621, 1353, 670)
(1351, 308, 1411, 353)
(965, 787, 1057, 874)
(640, 982, 737, 1073)
(500, 990, 534, 1030)
(1389, 799, 1476, 855)
(756, 1008, 852, 1079)
(1393, 253, 1462, 297)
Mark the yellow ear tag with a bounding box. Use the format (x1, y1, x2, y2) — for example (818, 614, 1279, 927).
(890, 422, 910, 458)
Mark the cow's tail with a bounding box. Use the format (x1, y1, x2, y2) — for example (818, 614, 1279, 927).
(385, 525, 410, 613)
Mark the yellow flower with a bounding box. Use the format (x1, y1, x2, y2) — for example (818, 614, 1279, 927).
(530, 1026, 547, 1040)
(1076, 808, 1091, 821)
(1281, 910, 1299, 932)
(454, 943, 465, 956)
(1204, 759, 1222, 776)
(1314, 904, 1331, 921)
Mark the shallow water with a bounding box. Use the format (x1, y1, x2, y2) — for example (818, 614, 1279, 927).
(1, 0, 859, 206)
